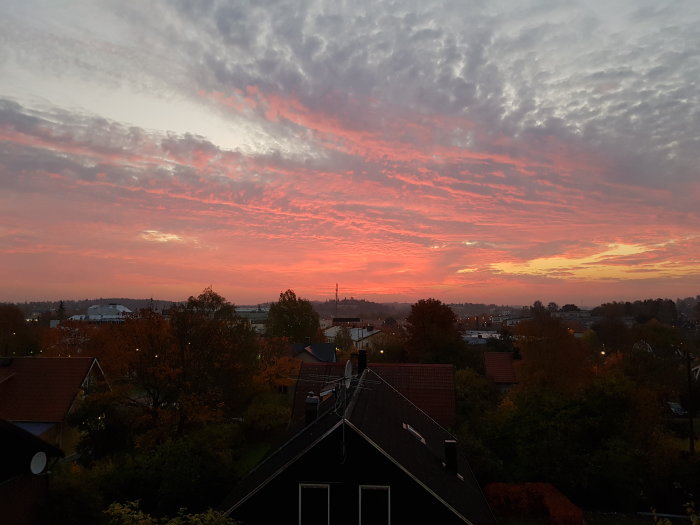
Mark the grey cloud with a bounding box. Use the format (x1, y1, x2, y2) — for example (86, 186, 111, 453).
(0, 100, 270, 206)
(9, 0, 700, 201)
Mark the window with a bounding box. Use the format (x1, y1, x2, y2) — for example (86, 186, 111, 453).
(359, 485, 390, 525)
(299, 483, 330, 525)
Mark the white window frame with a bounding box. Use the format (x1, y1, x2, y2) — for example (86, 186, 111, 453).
(299, 483, 330, 525)
(358, 484, 391, 525)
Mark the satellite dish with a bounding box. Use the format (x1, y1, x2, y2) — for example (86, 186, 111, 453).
(30, 451, 48, 475)
(344, 359, 352, 388)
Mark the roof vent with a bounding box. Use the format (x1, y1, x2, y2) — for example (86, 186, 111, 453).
(444, 439, 458, 475)
(358, 349, 367, 375)
(305, 392, 320, 426)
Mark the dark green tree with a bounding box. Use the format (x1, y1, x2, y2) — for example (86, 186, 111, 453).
(169, 287, 258, 427)
(406, 298, 466, 365)
(0, 303, 40, 355)
(57, 300, 66, 320)
(265, 290, 319, 343)
(529, 300, 549, 319)
(515, 315, 594, 394)
(333, 325, 354, 353)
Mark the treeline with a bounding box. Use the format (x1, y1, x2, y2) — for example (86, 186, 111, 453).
(11, 298, 174, 319)
(363, 297, 700, 515)
(451, 304, 700, 517)
(592, 296, 700, 324)
(38, 288, 317, 524)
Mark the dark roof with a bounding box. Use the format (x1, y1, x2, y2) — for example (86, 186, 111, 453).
(484, 352, 517, 384)
(0, 357, 98, 423)
(348, 369, 496, 524)
(291, 342, 337, 363)
(224, 367, 495, 524)
(291, 362, 456, 427)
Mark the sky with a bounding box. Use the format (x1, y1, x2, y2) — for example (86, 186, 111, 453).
(1, 0, 699, 307)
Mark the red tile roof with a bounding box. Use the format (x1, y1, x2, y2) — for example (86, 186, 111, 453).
(292, 362, 456, 427)
(0, 357, 97, 423)
(484, 352, 517, 384)
(369, 363, 456, 427)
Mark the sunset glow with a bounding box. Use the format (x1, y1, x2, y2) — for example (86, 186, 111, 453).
(1, 1, 699, 306)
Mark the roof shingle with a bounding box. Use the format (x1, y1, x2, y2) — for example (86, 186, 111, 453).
(291, 362, 456, 427)
(0, 357, 97, 423)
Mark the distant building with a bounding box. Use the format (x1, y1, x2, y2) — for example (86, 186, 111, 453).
(331, 317, 362, 326)
(68, 303, 132, 323)
(235, 307, 269, 333)
(463, 331, 500, 345)
(324, 325, 382, 350)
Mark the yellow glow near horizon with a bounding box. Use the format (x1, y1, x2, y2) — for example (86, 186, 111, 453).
(490, 243, 698, 280)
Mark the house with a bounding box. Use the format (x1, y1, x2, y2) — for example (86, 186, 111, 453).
(484, 351, 518, 392)
(235, 307, 269, 333)
(463, 331, 501, 345)
(292, 360, 457, 428)
(324, 325, 383, 350)
(223, 357, 495, 524)
(291, 342, 338, 363)
(0, 419, 64, 525)
(0, 356, 106, 454)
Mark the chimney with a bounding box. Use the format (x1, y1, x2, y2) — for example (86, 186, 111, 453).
(358, 349, 367, 375)
(305, 392, 320, 425)
(444, 439, 458, 475)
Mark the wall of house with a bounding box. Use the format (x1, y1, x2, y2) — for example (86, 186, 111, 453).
(0, 474, 48, 525)
(232, 424, 466, 525)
